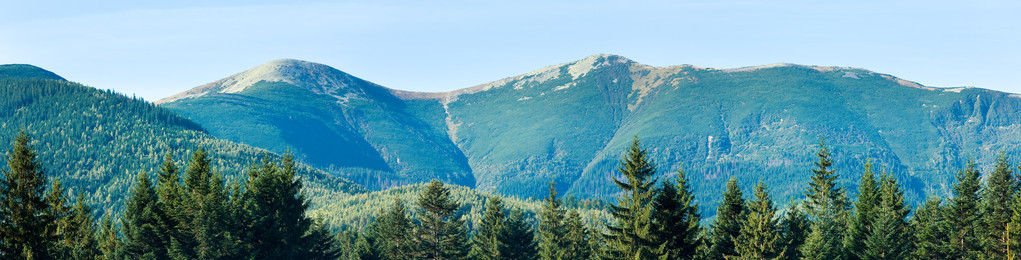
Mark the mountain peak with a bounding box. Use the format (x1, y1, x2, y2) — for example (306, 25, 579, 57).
(158, 59, 377, 104)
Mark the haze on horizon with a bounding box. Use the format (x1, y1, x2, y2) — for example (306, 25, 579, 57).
(1, 0, 1018, 101)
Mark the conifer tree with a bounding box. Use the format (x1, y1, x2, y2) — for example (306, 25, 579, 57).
(651, 169, 700, 259)
(706, 177, 745, 259)
(180, 148, 236, 259)
(120, 171, 169, 259)
(779, 202, 808, 260)
(981, 153, 1016, 259)
(244, 154, 330, 259)
(1008, 194, 1021, 260)
(65, 194, 101, 260)
(944, 161, 983, 258)
(604, 137, 658, 260)
(416, 180, 469, 260)
(538, 181, 566, 260)
(736, 181, 782, 259)
(861, 171, 912, 259)
(45, 181, 73, 258)
(845, 161, 879, 260)
(501, 209, 539, 260)
(801, 140, 848, 260)
(913, 198, 950, 259)
(563, 210, 592, 260)
(471, 196, 506, 260)
(374, 198, 416, 260)
(98, 214, 120, 260)
(0, 131, 58, 259)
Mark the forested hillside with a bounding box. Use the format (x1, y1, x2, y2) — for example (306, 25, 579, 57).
(0, 66, 364, 215)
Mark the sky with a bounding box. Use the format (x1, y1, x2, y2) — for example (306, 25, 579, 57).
(1, 0, 1019, 101)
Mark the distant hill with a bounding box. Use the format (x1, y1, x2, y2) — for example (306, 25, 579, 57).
(159, 55, 1021, 214)
(0, 71, 365, 215)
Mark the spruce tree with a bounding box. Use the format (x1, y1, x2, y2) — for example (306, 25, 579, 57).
(736, 181, 782, 259)
(501, 209, 538, 260)
(120, 171, 169, 259)
(779, 202, 808, 260)
(563, 210, 592, 260)
(45, 181, 72, 258)
(1008, 194, 1021, 260)
(243, 154, 329, 259)
(375, 198, 416, 260)
(801, 140, 848, 260)
(981, 153, 1016, 259)
(860, 171, 912, 259)
(180, 148, 236, 259)
(98, 214, 120, 260)
(651, 169, 700, 259)
(65, 193, 101, 260)
(944, 161, 983, 258)
(845, 161, 879, 260)
(538, 181, 566, 260)
(471, 196, 506, 260)
(706, 177, 745, 259)
(0, 131, 58, 259)
(604, 136, 658, 260)
(912, 198, 950, 259)
(416, 180, 469, 260)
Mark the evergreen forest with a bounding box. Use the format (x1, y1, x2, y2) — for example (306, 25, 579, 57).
(6, 130, 1021, 260)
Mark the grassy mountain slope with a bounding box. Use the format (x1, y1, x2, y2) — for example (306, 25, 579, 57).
(159, 55, 1021, 214)
(0, 69, 365, 215)
(159, 60, 473, 190)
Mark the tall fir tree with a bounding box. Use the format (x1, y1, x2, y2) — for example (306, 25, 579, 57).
(98, 213, 120, 260)
(651, 169, 700, 259)
(154, 152, 191, 258)
(844, 161, 879, 260)
(912, 198, 950, 259)
(736, 181, 782, 259)
(243, 154, 332, 259)
(471, 196, 507, 260)
(1008, 194, 1021, 260)
(416, 180, 469, 260)
(374, 198, 416, 260)
(861, 171, 912, 259)
(705, 177, 745, 259)
(45, 181, 72, 259)
(604, 136, 658, 260)
(801, 140, 848, 260)
(500, 209, 539, 260)
(944, 161, 983, 258)
(981, 153, 1016, 259)
(65, 193, 101, 260)
(120, 171, 169, 259)
(538, 181, 566, 260)
(563, 210, 592, 260)
(779, 201, 808, 260)
(0, 131, 58, 259)
(180, 148, 237, 259)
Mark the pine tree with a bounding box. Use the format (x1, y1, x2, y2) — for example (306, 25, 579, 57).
(913, 198, 950, 259)
(244, 154, 329, 259)
(98, 214, 120, 260)
(563, 210, 592, 260)
(538, 181, 566, 260)
(471, 196, 506, 260)
(65, 193, 101, 260)
(180, 148, 236, 259)
(604, 136, 658, 260)
(501, 209, 539, 260)
(944, 160, 983, 258)
(860, 171, 912, 259)
(120, 171, 169, 259)
(416, 180, 469, 260)
(45, 181, 72, 258)
(706, 177, 745, 259)
(651, 169, 700, 259)
(374, 198, 416, 260)
(0, 131, 58, 259)
(801, 140, 848, 260)
(981, 153, 1016, 259)
(736, 181, 782, 259)
(845, 161, 879, 260)
(779, 202, 808, 260)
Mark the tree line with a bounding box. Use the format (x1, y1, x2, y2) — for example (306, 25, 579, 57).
(4, 131, 1021, 259)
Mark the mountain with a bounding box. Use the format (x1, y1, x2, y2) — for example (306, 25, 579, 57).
(159, 54, 1021, 211)
(0, 67, 365, 215)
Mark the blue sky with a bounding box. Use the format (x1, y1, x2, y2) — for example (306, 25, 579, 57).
(1, 0, 1018, 101)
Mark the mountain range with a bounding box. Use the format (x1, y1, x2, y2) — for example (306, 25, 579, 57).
(155, 54, 1021, 209)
